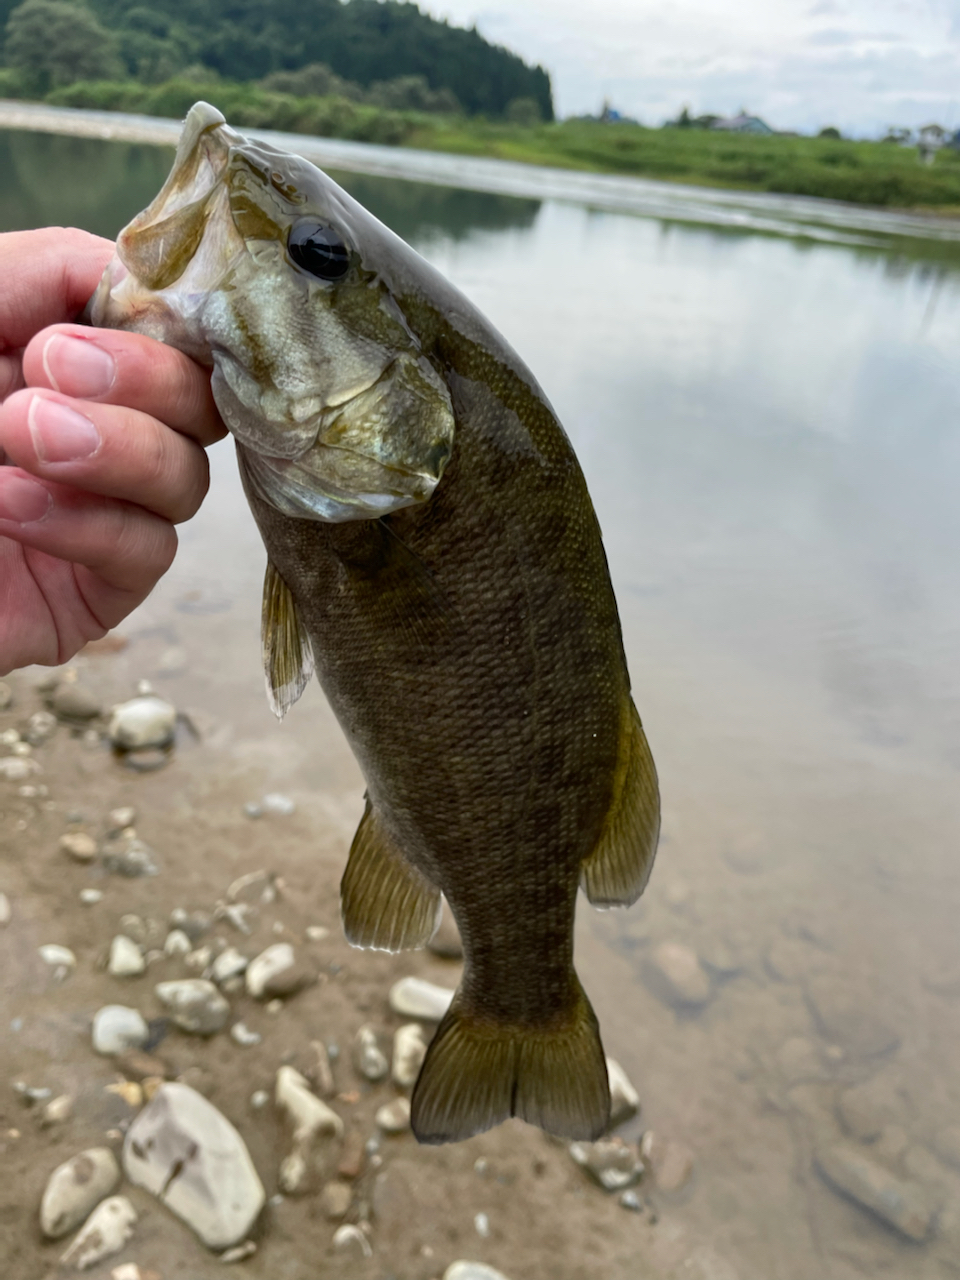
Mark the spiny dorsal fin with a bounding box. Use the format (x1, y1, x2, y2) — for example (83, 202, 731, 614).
(341, 800, 441, 952)
(262, 560, 314, 721)
(410, 978, 610, 1145)
(581, 699, 660, 907)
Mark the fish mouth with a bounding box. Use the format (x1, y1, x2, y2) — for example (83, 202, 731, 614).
(115, 102, 241, 293)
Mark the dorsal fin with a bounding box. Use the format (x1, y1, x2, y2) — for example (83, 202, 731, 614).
(580, 699, 660, 907)
(261, 560, 314, 720)
(341, 800, 442, 952)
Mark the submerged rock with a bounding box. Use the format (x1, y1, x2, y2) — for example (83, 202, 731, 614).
(320, 1181, 353, 1220)
(444, 1263, 512, 1280)
(388, 976, 455, 1021)
(123, 1082, 264, 1250)
(569, 1137, 643, 1192)
(354, 1026, 389, 1082)
(376, 1096, 411, 1134)
(275, 1066, 343, 1195)
(805, 977, 900, 1060)
(154, 979, 229, 1035)
(607, 1058, 641, 1129)
(60, 832, 99, 863)
(245, 943, 295, 998)
(814, 1142, 936, 1242)
(0, 893, 10, 926)
(51, 682, 102, 723)
(59, 1195, 137, 1270)
(108, 935, 146, 978)
(40, 1147, 121, 1239)
(643, 942, 712, 1010)
(392, 1023, 428, 1088)
(332, 1224, 372, 1258)
(641, 1132, 695, 1193)
(108, 695, 176, 750)
(93, 1006, 149, 1056)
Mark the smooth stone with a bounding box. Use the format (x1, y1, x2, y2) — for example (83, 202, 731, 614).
(51, 683, 102, 722)
(116, 1048, 173, 1081)
(80, 889, 104, 906)
(212, 947, 249, 985)
(41, 1095, 74, 1127)
(220, 1241, 257, 1263)
(388, 976, 455, 1021)
(641, 1132, 695, 1193)
(306, 1039, 336, 1097)
(102, 838, 159, 878)
(0, 892, 10, 926)
(643, 942, 712, 1010)
(109, 936, 146, 978)
(230, 1022, 262, 1047)
(320, 1181, 353, 1220)
(392, 1023, 428, 1088)
(107, 807, 136, 833)
(261, 957, 315, 998)
(164, 929, 192, 956)
(815, 1142, 935, 1242)
(40, 943, 77, 971)
(276, 1066, 344, 1147)
(620, 1189, 643, 1212)
(0, 756, 40, 781)
(261, 792, 296, 816)
(93, 1006, 149, 1056)
(376, 1096, 411, 1134)
(245, 943, 295, 999)
(154, 979, 229, 1035)
(40, 1146, 121, 1238)
(108, 696, 176, 750)
(124, 1083, 264, 1250)
(60, 832, 99, 863)
(836, 1075, 907, 1142)
(805, 977, 900, 1059)
(776, 1037, 824, 1085)
(59, 1195, 137, 1270)
(24, 709, 57, 745)
(569, 1137, 643, 1192)
(607, 1058, 641, 1128)
(354, 1026, 389, 1082)
(305, 924, 329, 941)
(444, 1264, 511, 1280)
(118, 914, 149, 945)
(338, 1130, 365, 1180)
(332, 1224, 372, 1258)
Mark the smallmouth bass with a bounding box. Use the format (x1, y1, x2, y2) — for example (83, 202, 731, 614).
(88, 103, 661, 1144)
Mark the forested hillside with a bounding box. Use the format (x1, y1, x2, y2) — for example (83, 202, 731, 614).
(0, 0, 553, 119)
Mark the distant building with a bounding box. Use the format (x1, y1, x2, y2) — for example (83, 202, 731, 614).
(710, 113, 774, 135)
(918, 123, 948, 165)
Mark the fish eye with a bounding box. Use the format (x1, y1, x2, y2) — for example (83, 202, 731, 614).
(287, 222, 351, 282)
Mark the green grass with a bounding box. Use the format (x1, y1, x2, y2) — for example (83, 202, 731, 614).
(4, 70, 960, 213)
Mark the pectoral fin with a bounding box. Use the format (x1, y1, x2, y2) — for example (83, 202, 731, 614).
(341, 800, 441, 952)
(262, 560, 314, 720)
(581, 699, 660, 907)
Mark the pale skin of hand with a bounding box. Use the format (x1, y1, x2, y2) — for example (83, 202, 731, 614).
(0, 227, 226, 677)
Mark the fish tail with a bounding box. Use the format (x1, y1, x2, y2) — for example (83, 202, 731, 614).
(410, 975, 610, 1145)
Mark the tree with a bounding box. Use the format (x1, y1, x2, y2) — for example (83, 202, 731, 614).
(818, 126, 841, 140)
(4, 0, 122, 92)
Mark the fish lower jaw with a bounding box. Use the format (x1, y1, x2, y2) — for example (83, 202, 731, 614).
(238, 444, 421, 523)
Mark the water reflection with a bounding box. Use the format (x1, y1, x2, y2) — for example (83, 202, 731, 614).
(3, 128, 960, 1280)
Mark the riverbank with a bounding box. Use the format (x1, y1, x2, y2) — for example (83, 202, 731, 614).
(2, 73, 960, 213)
(3, 99, 960, 256)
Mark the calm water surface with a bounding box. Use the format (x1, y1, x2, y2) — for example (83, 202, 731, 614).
(4, 129, 960, 1279)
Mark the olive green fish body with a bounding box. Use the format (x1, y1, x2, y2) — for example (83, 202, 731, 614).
(87, 102, 661, 1144)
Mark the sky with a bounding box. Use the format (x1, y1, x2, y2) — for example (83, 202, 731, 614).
(418, 0, 960, 137)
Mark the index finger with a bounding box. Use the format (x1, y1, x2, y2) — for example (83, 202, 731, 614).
(0, 227, 114, 349)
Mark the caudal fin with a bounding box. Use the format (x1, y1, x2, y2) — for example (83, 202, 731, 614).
(410, 978, 610, 1145)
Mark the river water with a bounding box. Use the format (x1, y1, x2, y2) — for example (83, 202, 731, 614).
(3, 126, 960, 1279)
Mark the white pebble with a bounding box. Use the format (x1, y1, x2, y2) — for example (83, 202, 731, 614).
(0, 893, 10, 926)
(79, 889, 104, 906)
(108, 935, 146, 978)
(245, 943, 295, 998)
(108, 695, 176, 750)
(332, 1224, 372, 1258)
(92, 1006, 149, 1056)
(39, 944, 76, 971)
(59, 1195, 137, 1270)
(230, 1023, 262, 1047)
(388, 976, 455, 1021)
(261, 792, 295, 816)
(392, 1023, 428, 1088)
(164, 929, 192, 956)
(474, 1211, 490, 1238)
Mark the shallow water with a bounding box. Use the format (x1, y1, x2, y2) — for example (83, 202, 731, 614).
(4, 128, 960, 1279)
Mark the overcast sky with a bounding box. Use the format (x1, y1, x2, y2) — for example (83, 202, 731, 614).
(419, 0, 960, 136)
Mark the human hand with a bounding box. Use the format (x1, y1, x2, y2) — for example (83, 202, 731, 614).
(0, 227, 226, 676)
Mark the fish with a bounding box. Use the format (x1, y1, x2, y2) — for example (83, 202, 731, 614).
(87, 102, 661, 1144)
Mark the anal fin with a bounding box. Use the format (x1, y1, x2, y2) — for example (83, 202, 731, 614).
(262, 561, 314, 721)
(581, 698, 660, 907)
(341, 800, 441, 952)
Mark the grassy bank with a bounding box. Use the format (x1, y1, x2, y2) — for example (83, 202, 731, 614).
(3, 71, 960, 212)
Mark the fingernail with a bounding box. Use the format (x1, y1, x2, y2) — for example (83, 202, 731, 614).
(0, 472, 51, 523)
(27, 396, 101, 463)
(42, 335, 116, 398)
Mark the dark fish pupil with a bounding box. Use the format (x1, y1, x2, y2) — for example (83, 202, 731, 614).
(288, 223, 350, 281)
